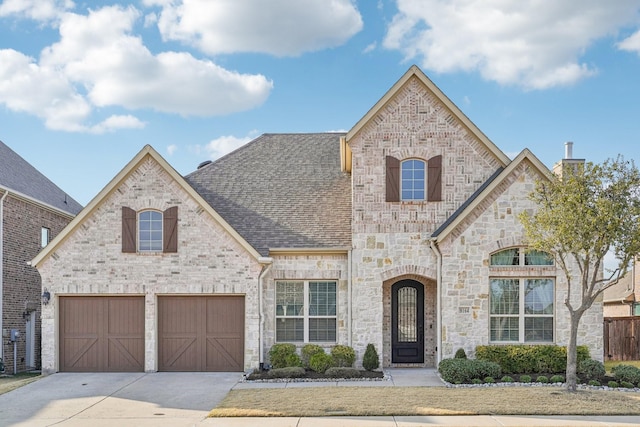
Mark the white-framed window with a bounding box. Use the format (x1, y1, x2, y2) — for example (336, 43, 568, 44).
(489, 247, 555, 343)
(41, 227, 50, 248)
(275, 280, 337, 342)
(401, 159, 426, 201)
(138, 210, 163, 252)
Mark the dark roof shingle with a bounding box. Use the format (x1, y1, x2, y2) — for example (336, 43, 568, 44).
(0, 141, 83, 215)
(185, 133, 351, 256)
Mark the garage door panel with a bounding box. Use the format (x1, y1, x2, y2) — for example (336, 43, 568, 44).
(60, 296, 144, 372)
(159, 296, 244, 372)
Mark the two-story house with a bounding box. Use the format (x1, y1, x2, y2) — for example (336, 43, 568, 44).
(1, 141, 82, 374)
(32, 66, 603, 373)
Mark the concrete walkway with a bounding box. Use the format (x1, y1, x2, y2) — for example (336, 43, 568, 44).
(0, 369, 638, 426)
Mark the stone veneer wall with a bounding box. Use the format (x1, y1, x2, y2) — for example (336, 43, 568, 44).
(37, 157, 262, 373)
(2, 195, 72, 374)
(261, 254, 349, 362)
(437, 161, 603, 360)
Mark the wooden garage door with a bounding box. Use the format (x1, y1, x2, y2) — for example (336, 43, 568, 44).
(59, 296, 144, 372)
(158, 296, 244, 372)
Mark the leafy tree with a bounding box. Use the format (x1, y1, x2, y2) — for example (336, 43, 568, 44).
(519, 156, 640, 391)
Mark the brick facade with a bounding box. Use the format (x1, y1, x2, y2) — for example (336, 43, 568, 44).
(2, 195, 72, 374)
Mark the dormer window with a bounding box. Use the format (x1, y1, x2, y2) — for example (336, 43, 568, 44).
(401, 159, 425, 201)
(122, 206, 178, 253)
(386, 155, 442, 202)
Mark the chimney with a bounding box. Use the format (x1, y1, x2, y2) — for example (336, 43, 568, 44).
(553, 141, 584, 177)
(564, 141, 573, 159)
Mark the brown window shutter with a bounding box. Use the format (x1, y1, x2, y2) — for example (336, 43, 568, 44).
(428, 155, 443, 201)
(386, 156, 400, 202)
(122, 206, 137, 253)
(163, 206, 178, 253)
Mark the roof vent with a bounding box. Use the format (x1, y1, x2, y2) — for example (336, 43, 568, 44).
(197, 160, 212, 169)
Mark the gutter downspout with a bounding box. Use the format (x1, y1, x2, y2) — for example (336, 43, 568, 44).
(0, 190, 8, 363)
(348, 249, 352, 347)
(258, 256, 273, 369)
(429, 238, 443, 365)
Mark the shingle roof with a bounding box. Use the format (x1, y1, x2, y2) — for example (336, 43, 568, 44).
(185, 133, 352, 256)
(0, 140, 82, 215)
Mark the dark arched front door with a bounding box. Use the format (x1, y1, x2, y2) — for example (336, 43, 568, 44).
(391, 280, 424, 363)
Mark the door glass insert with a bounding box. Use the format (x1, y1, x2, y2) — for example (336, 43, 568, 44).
(397, 286, 417, 342)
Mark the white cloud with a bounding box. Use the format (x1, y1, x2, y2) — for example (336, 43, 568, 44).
(196, 131, 260, 160)
(0, 5, 273, 132)
(384, 0, 640, 89)
(363, 42, 377, 54)
(144, 0, 363, 56)
(0, 0, 73, 21)
(618, 30, 640, 53)
(166, 144, 178, 156)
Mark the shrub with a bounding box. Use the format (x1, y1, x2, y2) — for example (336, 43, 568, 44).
(301, 344, 325, 369)
(331, 345, 356, 367)
(325, 367, 360, 378)
(550, 375, 565, 383)
(454, 348, 467, 359)
(519, 375, 532, 383)
(536, 375, 549, 383)
(471, 378, 483, 384)
(438, 358, 501, 384)
(265, 367, 306, 378)
(363, 344, 380, 371)
(285, 353, 302, 368)
(501, 376, 514, 382)
(612, 364, 640, 385)
(588, 380, 601, 387)
(621, 381, 635, 389)
(269, 344, 298, 369)
(577, 359, 605, 382)
(608, 381, 619, 388)
(475, 345, 590, 374)
(309, 352, 334, 373)
(484, 376, 495, 383)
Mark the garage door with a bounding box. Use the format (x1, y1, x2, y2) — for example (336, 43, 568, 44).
(59, 296, 144, 372)
(158, 296, 244, 372)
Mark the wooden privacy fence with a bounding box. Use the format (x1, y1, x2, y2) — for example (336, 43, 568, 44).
(604, 317, 640, 361)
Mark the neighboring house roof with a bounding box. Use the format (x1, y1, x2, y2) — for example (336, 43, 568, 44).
(431, 148, 551, 243)
(32, 145, 263, 268)
(185, 133, 352, 256)
(0, 140, 82, 216)
(604, 272, 635, 304)
(345, 65, 511, 168)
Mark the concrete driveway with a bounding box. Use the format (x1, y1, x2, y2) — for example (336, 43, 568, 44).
(0, 372, 242, 427)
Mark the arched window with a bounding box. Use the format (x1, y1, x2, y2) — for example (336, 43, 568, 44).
(489, 247, 555, 343)
(138, 210, 163, 252)
(401, 159, 426, 201)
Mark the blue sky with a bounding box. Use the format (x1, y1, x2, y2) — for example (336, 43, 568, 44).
(1, 0, 640, 206)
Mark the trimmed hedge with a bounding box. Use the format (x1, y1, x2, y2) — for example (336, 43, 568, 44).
(309, 352, 334, 373)
(578, 359, 605, 382)
(269, 343, 298, 369)
(612, 364, 640, 385)
(331, 345, 356, 367)
(325, 367, 361, 378)
(475, 345, 590, 374)
(263, 367, 306, 378)
(363, 344, 380, 371)
(301, 344, 325, 369)
(438, 358, 502, 384)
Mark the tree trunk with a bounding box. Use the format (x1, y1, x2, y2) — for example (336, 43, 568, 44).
(566, 312, 583, 392)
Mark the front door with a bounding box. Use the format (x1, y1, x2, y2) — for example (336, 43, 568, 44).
(391, 280, 424, 363)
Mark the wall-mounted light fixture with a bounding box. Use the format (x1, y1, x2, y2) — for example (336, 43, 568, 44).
(42, 289, 51, 305)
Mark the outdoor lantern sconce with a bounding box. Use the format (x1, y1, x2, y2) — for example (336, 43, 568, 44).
(42, 289, 51, 305)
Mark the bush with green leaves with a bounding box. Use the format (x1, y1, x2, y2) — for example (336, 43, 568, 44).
(454, 348, 467, 359)
(588, 380, 601, 387)
(475, 344, 590, 374)
(363, 343, 380, 371)
(501, 376, 514, 382)
(612, 364, 640, 385)
(325, 367, 360, 378)
(471, 378, 483, 384)
(621, 381, 635, 388)
(301, 344, 325, 369)
(264, 367, 306, 378)
(438, 358, 501, 384)
(331, 345, 356, 367)
(519, 375, 532, 383)
(484, 376, 495, 383)
(550, 375, 565, 383)
(309, 352, 334, 373)
(608, 381, 619, 388)
(269, 343, 298, 369)
(577, 358, 605, 382)
(536, 375, 549, 383)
